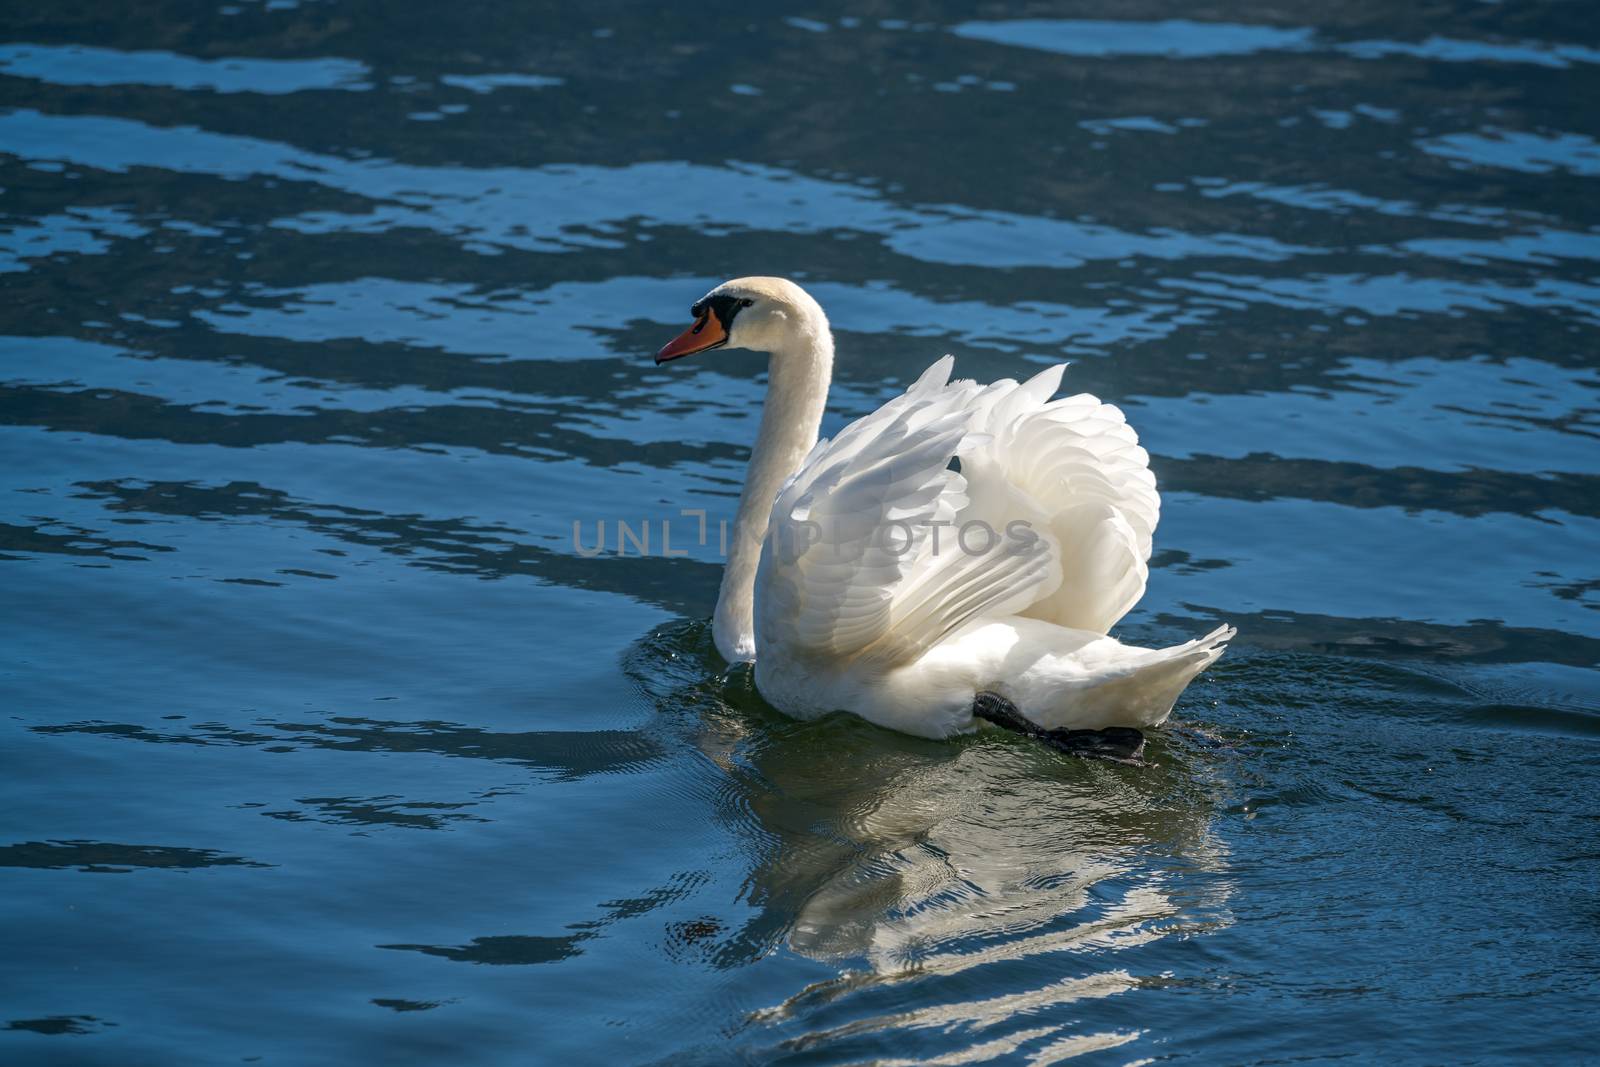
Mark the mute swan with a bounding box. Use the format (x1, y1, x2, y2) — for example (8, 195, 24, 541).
(655, 277, 1233, 763)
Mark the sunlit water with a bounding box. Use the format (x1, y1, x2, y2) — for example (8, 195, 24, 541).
(2, 3, 1598, 1063)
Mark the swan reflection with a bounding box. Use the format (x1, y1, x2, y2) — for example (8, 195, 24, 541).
(629, 621, 1235, 1060)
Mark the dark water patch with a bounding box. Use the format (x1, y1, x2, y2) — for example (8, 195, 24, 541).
(261, 795, 486, 831)
(661, 915, 726, 964)
(1132, 353, 1600, 476)
(380, 933, 590, 966)
(0, 383, 743, 468)
(34, 716, 666, 782)
(4, 1015, 114, 1035)
(1160, 270, 1600, 324)
(0, 839, 268, 872)
(0, 520, 172, 561)
(1160, 608, 1600, 667)
(1189, 174, 1540, 226)
(955, 19, 1600, 73)
(184, 332, 633, 398)
(1543, 576, 1600, 607)
(1, 322, 661, 411)
(32, 720, 270, 747)
(1455, 702, 1600, 740)
(579, 870, 709, 927)
(1155, 454, 1600, 519)
(1226, 778, 1358, 816)
(1149, 548, 1234, 574)
(370, 998, 448, 1013)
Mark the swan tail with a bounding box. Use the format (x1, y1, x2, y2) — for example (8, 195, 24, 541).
(1067, 624, 1235, 730)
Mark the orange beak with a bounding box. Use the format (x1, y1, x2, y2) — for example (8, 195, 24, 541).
(655, 309, 728, 364)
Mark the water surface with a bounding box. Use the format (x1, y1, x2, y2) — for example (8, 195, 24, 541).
(2, 2, 1598, 1063)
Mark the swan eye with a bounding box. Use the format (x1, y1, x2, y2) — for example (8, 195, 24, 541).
(740, 298, 754, 308)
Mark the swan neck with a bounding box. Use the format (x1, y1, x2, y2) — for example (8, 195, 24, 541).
(714, 321, 833, 662)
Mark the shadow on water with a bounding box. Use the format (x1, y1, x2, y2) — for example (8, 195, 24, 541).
(379, 933, 590, 967)
(623, 620, 1238, 1060)
(378, 869, 712, 969)
(260, 795, 487, 832)
(33, 715, 666, 783)
(0, 520, 173, 562)
(4, 1017, 116, 1036)
(0, 840, 270, 872)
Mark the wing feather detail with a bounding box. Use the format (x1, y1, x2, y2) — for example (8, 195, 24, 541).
(754, 356, 1163, 666)
(756, 357, 1059, 666)
(961, 365, 1161, 634)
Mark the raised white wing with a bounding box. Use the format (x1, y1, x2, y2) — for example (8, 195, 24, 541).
(755, 357, 1161, 667)
(755, 357, 1060, 667)
(962, 365, 1160, 635)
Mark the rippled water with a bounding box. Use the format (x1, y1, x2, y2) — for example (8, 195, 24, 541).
(3, 3, 1598, 1063)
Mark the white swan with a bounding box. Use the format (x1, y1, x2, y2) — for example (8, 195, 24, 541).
(656, 277, 1232, 761)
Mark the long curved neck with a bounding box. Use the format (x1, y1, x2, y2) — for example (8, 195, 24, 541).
(713, 315, 833, 662)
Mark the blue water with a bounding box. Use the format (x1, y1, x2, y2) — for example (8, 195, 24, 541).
(3, 4, 1598, 1064)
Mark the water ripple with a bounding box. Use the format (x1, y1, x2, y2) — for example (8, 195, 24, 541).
(0, 110, 1314, 266)
(1420, 129, 1600, 177)
(0, 43, 370, 94)
(4, 4, 1599, 1062)
(952, 20, 1315, 59)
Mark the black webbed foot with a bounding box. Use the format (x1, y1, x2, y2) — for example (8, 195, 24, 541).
(1039, 726, 1146, 767)
(972, 691, 1036, 735)
(973, 691, 1147, 767)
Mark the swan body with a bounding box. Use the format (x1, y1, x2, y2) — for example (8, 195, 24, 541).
(655, 277, 1232, 741)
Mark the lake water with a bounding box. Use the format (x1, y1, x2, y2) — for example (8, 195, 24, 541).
(3, 3, 1598, 1064)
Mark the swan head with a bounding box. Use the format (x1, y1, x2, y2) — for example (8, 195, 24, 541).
(655, 276, 825, 363)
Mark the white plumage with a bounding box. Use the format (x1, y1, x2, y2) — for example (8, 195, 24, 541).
(656, 277, 1232, 742)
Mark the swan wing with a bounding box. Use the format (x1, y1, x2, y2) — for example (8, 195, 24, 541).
(756, 357, 1061, 667)
(959, 364, 1161, 634)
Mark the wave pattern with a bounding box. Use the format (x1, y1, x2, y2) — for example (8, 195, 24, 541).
(2, 2, 1597, 1064)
